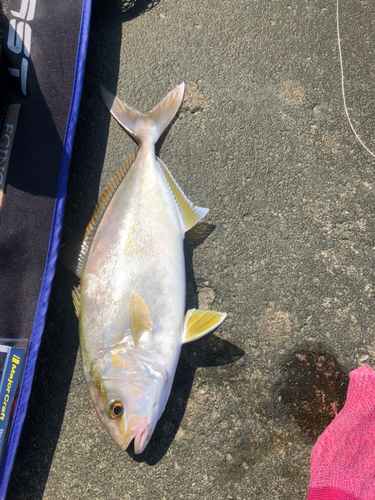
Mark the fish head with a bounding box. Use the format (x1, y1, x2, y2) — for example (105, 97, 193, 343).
(88, 345, 167, 454)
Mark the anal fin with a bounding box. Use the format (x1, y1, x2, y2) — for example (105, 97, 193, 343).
(158, 158, 209, 232)
(183, 309, 227, 343)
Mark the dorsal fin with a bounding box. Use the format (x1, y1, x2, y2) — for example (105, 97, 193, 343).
(59, 230, 85, 276)
(60, 152, 137, 277)
(72, 286, 81, 317)
(130, 292, 153, 346)
(158, 158, 209, 232)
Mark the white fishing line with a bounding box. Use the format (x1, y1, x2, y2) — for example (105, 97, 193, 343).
(337, 0, 375, 158)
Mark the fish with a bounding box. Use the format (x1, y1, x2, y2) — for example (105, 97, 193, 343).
(63, 82, 226, 454)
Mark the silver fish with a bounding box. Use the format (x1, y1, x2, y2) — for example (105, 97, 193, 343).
(65, 83, 226, 454)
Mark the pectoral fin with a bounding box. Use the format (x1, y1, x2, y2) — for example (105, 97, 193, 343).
(130, 292, 153, 346)
(158, 158, 209, 232)
(183, 309, 227, 343)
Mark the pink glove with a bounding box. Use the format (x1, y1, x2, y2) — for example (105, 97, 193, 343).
(307, 365, 375, 500)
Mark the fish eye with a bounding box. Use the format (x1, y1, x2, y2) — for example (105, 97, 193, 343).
(106, 399, 124, 419)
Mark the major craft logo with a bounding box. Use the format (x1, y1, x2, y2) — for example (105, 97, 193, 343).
(0, 354, 20, 421)
(6, 0, 37, 96)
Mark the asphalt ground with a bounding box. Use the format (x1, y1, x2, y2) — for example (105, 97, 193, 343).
(6, 0, 375, 498)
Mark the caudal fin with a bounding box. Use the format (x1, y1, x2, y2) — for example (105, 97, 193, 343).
(100, 83, 185, 144)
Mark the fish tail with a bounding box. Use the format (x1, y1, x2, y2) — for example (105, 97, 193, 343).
(100, 83, 185, 144)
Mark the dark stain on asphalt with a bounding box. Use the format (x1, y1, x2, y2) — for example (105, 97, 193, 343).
(274, 347, 349, 440)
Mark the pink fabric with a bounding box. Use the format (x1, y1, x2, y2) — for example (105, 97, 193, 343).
(307, 365, 375, 500)
(307, 487, 360, 500)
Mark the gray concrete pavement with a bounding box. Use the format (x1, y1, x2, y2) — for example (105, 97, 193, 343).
(7, 0, 375, 498)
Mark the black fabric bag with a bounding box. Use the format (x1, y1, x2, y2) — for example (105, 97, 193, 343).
(0, 0, 91, 495)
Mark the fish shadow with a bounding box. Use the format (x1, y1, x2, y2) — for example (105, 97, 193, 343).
(127, 223, 244, 464)
(184, 222, 216, 309)
(7, 265, 80, 500)
(127, 334, 244, 465)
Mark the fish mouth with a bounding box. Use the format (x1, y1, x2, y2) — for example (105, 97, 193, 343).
(134, 426, 152, 454)
(121, 414, 149, 454)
